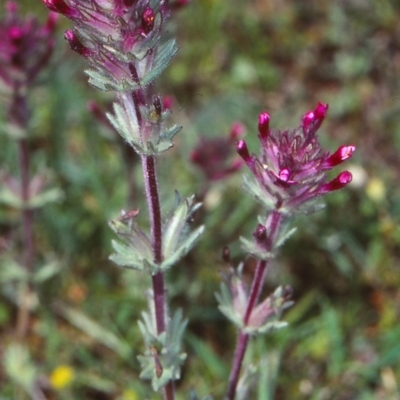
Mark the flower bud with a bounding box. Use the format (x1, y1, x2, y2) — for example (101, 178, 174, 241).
(258, 112, 270, 140)
(253, 224, 267, 244)
(324, 145, 356, 168)
(301, 102, 328, 133)
(236, 140, 251, 164)
(322, 171, 353, 192)
(229, 122, 246, 140)
(162, 96, 174, 111)
(141, 6, 155, 34)
(42, 0, 79, 18)
(44, 12, 58, 33)
(64, 30, 93, 57)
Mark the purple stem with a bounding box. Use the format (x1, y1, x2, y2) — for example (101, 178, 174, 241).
(226, 211, 283, 400)
(19, 139, 34, 272)
(135, 95, 173, 398)
(141, 155, 166, 333)
(129, 58, 174, 397)
(16, 138, 34, 339)
(141, 154, 175, 400)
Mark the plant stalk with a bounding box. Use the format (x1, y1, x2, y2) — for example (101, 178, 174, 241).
(130, 58, 174, 398)
(16, 138, 34, 339)
(141, 154, 174, 400)
(226, 211, 283, 399)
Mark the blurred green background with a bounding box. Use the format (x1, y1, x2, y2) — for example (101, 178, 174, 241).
(1, 0, 400, 399)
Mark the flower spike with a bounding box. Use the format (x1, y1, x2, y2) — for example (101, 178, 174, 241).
(41, 0, 178, 99)
(0, 1, 56, 93)
(241, 103, 354, 214)
(190, 123, 245, 181)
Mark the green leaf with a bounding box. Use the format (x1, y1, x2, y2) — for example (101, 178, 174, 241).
(155, 124, 182, 153)
(32, 261, 61, 283)
(109, 216, 155, 271)
(138, 309, 187, 391)
(275, 226, 297, 248)
(0, 187, 23, 208)
(161, 226, 204, 272)
(85, 68, 112, 92)
(163, 196, 191, 258)
(163, 195, 202, 257)
(109, 240, 144, 271)
(54, 302, 131, 359)
(159, 124, 182, 142)
(4, 344, 37, 391)
(239, 236, 274, 260)
(141, 39, 179, 87)
(241, 173, 276, 211)
(215, 283, 243, 328)
(0, 258, 29, 283)
(107, 99, 140, 147)
(28, 188, 63, 208)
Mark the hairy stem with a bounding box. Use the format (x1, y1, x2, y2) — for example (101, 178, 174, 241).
(130, 55, 174, 398)
(137, 106, 173, 400)
(226, 211, 283, 400)
(16, 138, 34, 339)
(19, 139, 34, 271)
(141, 154, 174, 400)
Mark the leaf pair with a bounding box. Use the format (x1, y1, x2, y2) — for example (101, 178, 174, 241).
(109, 194, 204, 274)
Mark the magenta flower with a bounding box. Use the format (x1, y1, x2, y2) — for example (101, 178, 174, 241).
(237, 103, 355, 214)
(0, 2, 56, 91)
(42, 0, 175, 93)
(190, 122, 246, 181)
(0, 2, 56, 130)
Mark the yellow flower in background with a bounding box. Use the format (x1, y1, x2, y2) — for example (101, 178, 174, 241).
(122, 389, 139, 400)
(366, 177, 386, 202)
(50, 365, 74, 389)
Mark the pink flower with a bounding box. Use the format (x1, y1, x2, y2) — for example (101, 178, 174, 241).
(237, 103, 355, 213)
(42, 0, 173, 93)
(191, 123, 246, 181)
(0, 1, 56, 91)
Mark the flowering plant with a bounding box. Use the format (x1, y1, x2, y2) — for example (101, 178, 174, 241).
(0, 3, 62, 398)
(30, 1, 357, 399)
(220, 103, 354, 398)
(0, 0, 60, 328)
(41, 1, 202, 398)
(0, 1, 56, 134)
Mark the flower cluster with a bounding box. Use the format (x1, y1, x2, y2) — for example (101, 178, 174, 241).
(42, 0, 175, 93)
(0, 1, 56, 91)
(237, 103, 355, 214)
(42, 0, 180, 156)
(190, 122, 246, 181)
(0, 1, 56, 129)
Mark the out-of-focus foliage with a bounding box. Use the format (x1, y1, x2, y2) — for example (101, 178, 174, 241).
(1, 0, 400, 399)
